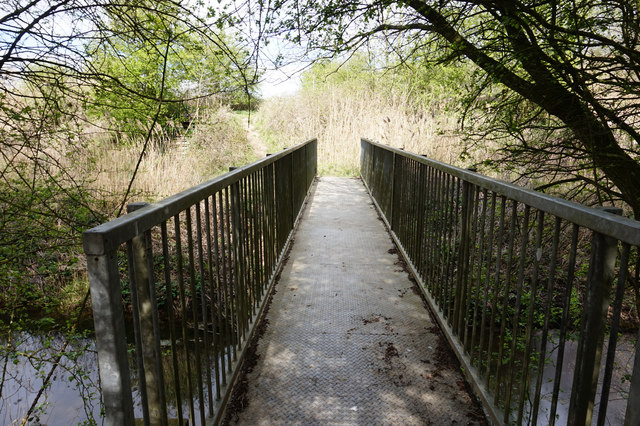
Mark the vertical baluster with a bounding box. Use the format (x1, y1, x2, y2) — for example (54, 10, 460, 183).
(486, 194, 506, 386)
(198, 201, 215, 416)
(625, 262, 640, 426)
(531, 216, 561, 425)
(470, 188, 489, 363)
(569, 207, 620, 425)
(257, 170, 266, 296)
(494, 200, 518, 407)
(186, 207, 206, 425)
(434, 169, 447, 296)
(504, 205, 531, 422)
(422, 165, 434, 284)
(161, 221, 183, 422)
(549, 224, 579, 425)
(174, 213, 195, 424)
(262, 167, 272, 280)
(125, 238, 149, 425)
(229, 185, 242, 359)
(242, 177, 253, 321)
(224, 187, 238, 362)
(517, 210, 544, 424)
(463, 184, 481, 351)
(205, 196, 221, 404)
(390, 152, 398, 232)
(454, 176, 473, 338)
(127, 202, 167, 426)
(597, 244, 630, 425)
(412, 159, 421, 262)
(211, 192, 226, 392)
(446, 177, 462, 324)
(251, 172, 262, 302)
(439, 173, 453, 310)
(266, 165, 274, 282)
(426, 167, 438, 292)
(249, 173, 260, 311)
(219, 191, 233, 382)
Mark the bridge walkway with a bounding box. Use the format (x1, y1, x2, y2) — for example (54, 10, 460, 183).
(227, 177, 486, 425)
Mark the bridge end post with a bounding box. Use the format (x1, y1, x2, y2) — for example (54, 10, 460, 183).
(569, 206, 621, 425)
(85, 248, 135, 426)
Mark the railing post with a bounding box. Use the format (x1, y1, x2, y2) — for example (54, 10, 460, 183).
(569, 206, 621, 425)
(390, 151, 397, 231)
(453, 171, 475, 337)
(127, 202, 166, 426)
(85, 249, 135, 426)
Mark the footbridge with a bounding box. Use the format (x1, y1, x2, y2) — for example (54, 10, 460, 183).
(84, 139, 640, 425)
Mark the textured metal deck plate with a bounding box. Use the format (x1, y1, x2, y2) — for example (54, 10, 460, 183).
(228, 177, 486, 425)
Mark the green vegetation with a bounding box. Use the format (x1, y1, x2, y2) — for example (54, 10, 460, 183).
(87, 15, 254, 135)
(254, 53, 470, 176)
(0, 1, 259, 328)
(254, 0, 640, 216)
(0, 1, 260, 422)
(2, 0, 640, 423)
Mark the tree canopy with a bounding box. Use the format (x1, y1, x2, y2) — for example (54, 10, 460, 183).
(0, 0, 261, 213)
(255, 0, 640, 216)
(1, 1, 259, 132)
(0, 1, 262, 322)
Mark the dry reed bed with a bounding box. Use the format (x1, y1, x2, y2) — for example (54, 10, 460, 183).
(87, 107, 255, 202)
(257, 86, 464, 176)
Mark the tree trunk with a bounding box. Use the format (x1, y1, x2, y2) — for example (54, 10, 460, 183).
(408, 0, 640, 217)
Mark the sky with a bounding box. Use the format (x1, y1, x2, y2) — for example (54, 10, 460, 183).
(252, 26, 308, 98)
(259, 64, 302, 98)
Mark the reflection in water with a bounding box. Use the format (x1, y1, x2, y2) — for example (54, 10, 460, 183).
(0, 332, 102, 425)
(2, 327, 633, 424)
(476, 328, 634, 424)
(532, 331, 634, 425)
(0, 330, 226, 425)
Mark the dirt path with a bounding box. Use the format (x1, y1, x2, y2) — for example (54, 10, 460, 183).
(246, 120, 267, 159)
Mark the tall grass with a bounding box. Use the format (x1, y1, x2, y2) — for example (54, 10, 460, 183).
(256, 78, 464, 176)
(89, 106, 255, 201)
(0, 104, 254, 321)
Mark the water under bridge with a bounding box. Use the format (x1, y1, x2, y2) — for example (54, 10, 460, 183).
(83, 139, 640, 425)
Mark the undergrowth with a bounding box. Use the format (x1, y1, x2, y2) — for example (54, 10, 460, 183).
(0, 105, 254, 329)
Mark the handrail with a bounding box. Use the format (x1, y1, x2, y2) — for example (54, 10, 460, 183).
(361, 138, 640, 425)
(84, 139, 317, 425)
(362, 138, 640, 246)
(84, 139, 316, 255)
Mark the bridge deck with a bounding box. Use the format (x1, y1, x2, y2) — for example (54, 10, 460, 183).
(227, 177, 486, 425)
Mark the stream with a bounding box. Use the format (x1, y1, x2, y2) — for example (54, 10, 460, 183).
(0, 329, 222, 425)
(0, 332, 101, 425)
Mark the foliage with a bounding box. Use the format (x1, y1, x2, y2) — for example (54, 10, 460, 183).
(255, 52, 467, 176)
(300, 54, 378, 92)
(0, 1, 261, 422)
(87, 15, 256, 135)
(251, 0, 640, 217)
(0, 1, 260, 319)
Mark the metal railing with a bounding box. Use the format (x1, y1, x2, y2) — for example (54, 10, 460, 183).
(361, 138, 640, 425)
(83, 139, 317, 425)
